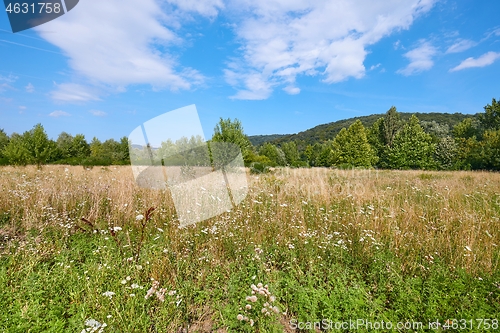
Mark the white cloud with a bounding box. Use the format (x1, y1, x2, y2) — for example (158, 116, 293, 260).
(89, 110, 107, 117)
(397, 40, 437, 76)
(283, 85, 300, 95)
(37, 0, 206, 97)
(0, 74, 18, 83)
(49, 110, 71, 117)
(224, 0, 437, 99)
(50, 83, 101, 103)
(445, 39, 476, 54)
(450, 51, 500, 72)
(369, 63, 381, 71)
(164, 0, 224, 17)
(25, 83, 34, 93)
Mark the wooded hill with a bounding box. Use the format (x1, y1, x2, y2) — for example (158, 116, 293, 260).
(249, 112, 476, 148)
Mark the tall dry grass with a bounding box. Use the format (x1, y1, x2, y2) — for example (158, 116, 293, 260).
(0, 165, 498, 274)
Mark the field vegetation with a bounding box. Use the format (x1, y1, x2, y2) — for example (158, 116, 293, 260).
(0, 165, 499, 332)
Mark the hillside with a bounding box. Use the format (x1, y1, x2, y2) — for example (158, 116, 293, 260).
(248, 112, 477, 148)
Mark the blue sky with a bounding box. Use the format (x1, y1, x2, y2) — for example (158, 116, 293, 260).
(0, 0, 499, 142)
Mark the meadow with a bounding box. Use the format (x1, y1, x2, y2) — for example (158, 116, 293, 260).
(0, 165, 499, 332)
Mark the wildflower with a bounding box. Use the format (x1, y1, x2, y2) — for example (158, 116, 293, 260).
(245, 304, 252, 310)
(121, 279, 127, 285)
(237, 314, 244, 321)
(130, 293, 135, 297)
(102, 291, 115, 298)
(246, 295, 258, 303)
(168, 290, 176, 296)
(112, 226, 122, 232)
(249, 319, 254, 326)
(131, 283, 141, 289)
(136, 214, 144, 221)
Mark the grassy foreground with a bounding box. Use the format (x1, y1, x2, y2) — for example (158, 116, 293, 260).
(0, 165, 499, 332)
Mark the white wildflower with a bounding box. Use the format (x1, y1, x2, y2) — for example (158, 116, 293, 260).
(102, 291, 115, 298)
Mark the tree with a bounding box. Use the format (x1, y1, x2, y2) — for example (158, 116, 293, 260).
(259, 143, 286, 166)
(452, 118, 480, 139)
(119, 136, 130, 163)
(387, 115, 436, 169)
(330, 120, 377, 168)
(420, 120, 450, 143)
(479, 98, 500, 131)
(434, 136, 459, 170)
(71, 134, 91, 159)
(367, 117, 389, 168)
(383, 106, 402, 147)
(481, 130, 500, 170)
(211, 118, 254, 165)
(27, 124, 56, 168)
(2, 133, 31, 166)
(0, 129, 9, 159)
(56, 132, 74, 159)
(281, 141, 300, 166)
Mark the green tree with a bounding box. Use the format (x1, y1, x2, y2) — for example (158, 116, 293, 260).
(56, 132, 74, 159)
(479, 98, 500, 131)
(0, 129, 9, 161)
(383, 106, 402, 147)
(387, 115, 436, 169)
(452, 118, 480, 139)
(434, 136, 459, 170)
(259, 143, 286, 166)
(481, 130, 500, 170)
(211, 118, 254, 165)
(281, 141, 300, 166)
(2, 133, 31, 166)
(367, 117, 389, 168)
(119, 136, 130, 163)
(71, 134, 91, 159)
(330, 120, 377, 168)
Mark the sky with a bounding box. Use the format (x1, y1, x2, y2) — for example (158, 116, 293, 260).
(0, 0, 499, 142)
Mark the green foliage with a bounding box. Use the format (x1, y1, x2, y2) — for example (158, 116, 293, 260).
(3, 124, 55, 167)
(479, 98, 500, 131)
(387, 115, 436, 169)
(481, 130, 500, 170)
(420, 120, 450, 143)
(330, 120, 377, 168)
(2, 133, 31, 166)
(71, 134, 91, 159)
(0, 129, 9, 158)
(453, 118, 480, 139)
(434, 136, 459, 170)
(383, 106, 402, 147)
(56, 131, 74, 159)
(259, 143, 286, 166)
(281, 141, 300, 166)
(212, 118, 254, 165)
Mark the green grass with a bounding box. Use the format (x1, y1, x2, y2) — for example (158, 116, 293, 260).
(0, 166, 499, 332)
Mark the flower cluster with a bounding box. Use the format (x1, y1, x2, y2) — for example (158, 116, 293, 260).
(81, 318, 107, 333)
(237, 283, 280, 327)
(145, 280, 178, 304)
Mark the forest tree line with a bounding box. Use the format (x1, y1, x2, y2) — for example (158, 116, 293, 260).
(0, 98, 499, 171)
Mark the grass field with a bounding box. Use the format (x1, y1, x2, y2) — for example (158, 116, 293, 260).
(0, 165, 499, 332)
